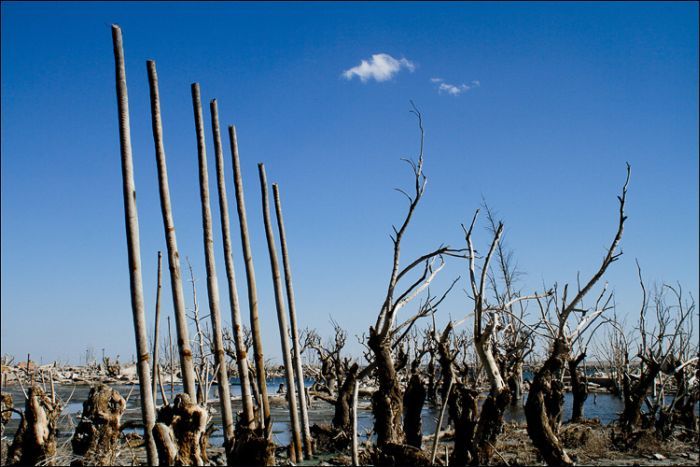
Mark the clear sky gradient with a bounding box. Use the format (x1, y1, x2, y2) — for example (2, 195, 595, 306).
(2, 2, 698, 364)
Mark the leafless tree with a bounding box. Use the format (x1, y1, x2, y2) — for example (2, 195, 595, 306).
(524, 164, 630, 466)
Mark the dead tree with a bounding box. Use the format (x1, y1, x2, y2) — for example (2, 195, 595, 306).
(110, 25, 157, 465)
(258, 163, 303, 462)
(619, 273, 696, 432)
(71, 384, 125, 466)
(273, 183, 314, 456)
(0, 392, 12, 437)
(369, 103, 460, 448)
(228, 125, 271, 429)
(402, 360, 426, 449)
(191, 83, 235, 455)
(153, 394, 209, 466)
(147, 60, 197, 401)
(525, 164, 630, 466)
(210, 99, 256, 429)
(7, 385, 61, 466)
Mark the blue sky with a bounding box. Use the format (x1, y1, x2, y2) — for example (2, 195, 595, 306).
(2, 2, 698, 364)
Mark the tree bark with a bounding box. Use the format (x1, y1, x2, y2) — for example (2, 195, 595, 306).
(620, 360, 661, 429)
(333, 363, 359, 432)
(71, 384, 125, 466)
(210, 100, 256, 429)
(258, 163, 304, 461)
(147, 60, 197, 401)
(568, 353, 588, 423)
(152, 251, 163, 404)
(403, 369, 426, 449)
(228, 125, 271, 429)
(273, 183, 314, 456)
(368, 328, 404, 446)
(524, 339, 573, 467)
(8, 386, 61, 466)
(191, 83, 235, 455)
(111, 25, 157, 465)
(153, 394, 209, 466)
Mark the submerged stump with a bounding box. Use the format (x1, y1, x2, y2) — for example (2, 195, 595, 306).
(71, 384, 126, 466)
(152, 393, 209, 466)
(7, 385, 61, 466)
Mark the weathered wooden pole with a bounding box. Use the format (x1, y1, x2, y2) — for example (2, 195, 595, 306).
(210, 100, 256, 428)
(152, 251, 163, 403)
(191, 83, 236, 454)
(258, 163, 303, 461)
(228, 125, 271, 428)
(110, 24, 158, 466)
(352, 380, 360, 466)
(146, 60, 197, 401)
(272, 183, 313, 455)
(168, 316, 174, 401)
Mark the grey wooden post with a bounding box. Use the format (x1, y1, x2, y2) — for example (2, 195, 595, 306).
(210, 100, 256, 428)
(110, 24, 158, 466)
(191, 83, 235, 451)
(258, 163, 303, 461)
(228, 125, 271, 429)
(272, 183, 313, 455)
(152, 251, 163, 403)
(146, 60, 197, 400)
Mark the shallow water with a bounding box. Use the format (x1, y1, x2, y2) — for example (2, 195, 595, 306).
(1, 378, 630, 448)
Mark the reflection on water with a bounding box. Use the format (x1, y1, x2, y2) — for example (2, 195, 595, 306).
(2, 379, 627, 448)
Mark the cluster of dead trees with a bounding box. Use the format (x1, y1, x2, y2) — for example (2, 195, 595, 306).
(2, 24, 698, 467)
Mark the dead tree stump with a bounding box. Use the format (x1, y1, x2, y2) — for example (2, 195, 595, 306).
(0, 393, 12, 436)
(71, 384, 126, 466)
(152, 393, 209, 466)
(403, 368, 426, 449)
(230, 426, 276, 466)
(7, 385, 61, 466)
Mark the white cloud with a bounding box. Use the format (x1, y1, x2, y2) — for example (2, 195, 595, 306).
(343, 53, 415, 83)
(432, 78, 480, 96)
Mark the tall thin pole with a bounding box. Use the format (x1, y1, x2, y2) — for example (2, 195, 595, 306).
(147, 60, 197, 401)
(272, 183, 313, 455)
(110, 24, 157, 466)
(352, 380, 359, 466)
(228, 125, 271, 428)
(258, 163, 303, 461)
(152, 251, 163, 404)
(168, 316, 174, 401)
(210, 100, 256, 428)
(191, 83, 235, 451)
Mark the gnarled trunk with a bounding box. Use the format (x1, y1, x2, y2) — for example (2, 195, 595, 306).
(71, 384, 125, 466)
(333, 363, 359, 433)
(620, 360, 660, 429)
(8, 386, 61, 466)
(403, 369, 426, 449)
(152, 393, 209, 466)
(369, 329, 403, 446)
(525, 339, 573, 467)
(568, 354, 588, 423)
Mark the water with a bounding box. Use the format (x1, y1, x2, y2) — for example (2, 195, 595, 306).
(1, 380, 629, 448)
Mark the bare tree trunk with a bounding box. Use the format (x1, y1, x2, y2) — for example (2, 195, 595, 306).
(272, 183, 314, 456)
(110, 25, 157, 466)
(210, 99, 256, 429)
(525, 339, 573, 467)
(228, 125, 271, 429)
(153, 394, 209, 466)
(7, 386, 61, 466)
(352, 380, 359, 466)
(403, 365, 426, 449)
(258, 163, 303, 461)
(368, 329, 403, 446)
(147, 60, 197, 401)
(152, 251, 163, 404)
(191, 83, 235, 455)
(168, 316, 174, 402)
(71, 384, 126, 466)
(568, 353, 588, 423)
(333, 363, 359, 432)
